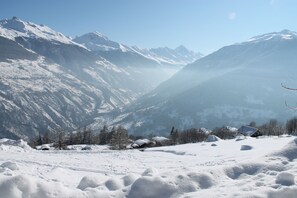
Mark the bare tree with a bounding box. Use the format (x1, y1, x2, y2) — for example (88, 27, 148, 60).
(179, 128, 207, 144)
(212, 126, 236, 139)
(286, 117, 297, 135)
(259, 119, 284, 136)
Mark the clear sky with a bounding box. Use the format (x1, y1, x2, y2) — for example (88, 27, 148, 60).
(1, 0, 297, 54)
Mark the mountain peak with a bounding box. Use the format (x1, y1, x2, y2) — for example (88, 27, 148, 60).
(0, 17, 74, 44)
(280, 29, 294, 34)
(246, 29, 297, 44)
(74, 32, 122, 51)
(83, 31, 110, 41)
(175, 45, 191, 54)
(175, 45, 188, 51)
(0, 17, 26, 33)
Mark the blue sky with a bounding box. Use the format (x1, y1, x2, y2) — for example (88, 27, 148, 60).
(1, 0, 297, 54)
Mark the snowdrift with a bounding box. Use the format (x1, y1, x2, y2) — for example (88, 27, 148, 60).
(0, 137, 297, 197)
(0, 138, 32, 152)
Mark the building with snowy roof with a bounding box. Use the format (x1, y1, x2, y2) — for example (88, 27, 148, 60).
(237, 126, 262, 137)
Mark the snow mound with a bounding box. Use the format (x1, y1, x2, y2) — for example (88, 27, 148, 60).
(272, 138, 297, 161)
(104, 178, 123, 191)
(122, 174, 138, 186)
(206, 135, 221, 142)
(141, 168, 159, 176)
(77, 176, 101, 190)
(127, 176, 176, 198)
(240, 145, 253, 150)
(235, 135, 246, 141)
(0, 139, 32, 152)
(127, 171, 216, 198)
(0, 162, 19, 171)
(187, 172, 215, 189)
(275, 172, 295, 186)
(0, 175, 89, 198)
(0, 175, 35, 197)
(268, 187, 297, 198)
(225, 163, 263, 179)
(0, 136, 297, 197)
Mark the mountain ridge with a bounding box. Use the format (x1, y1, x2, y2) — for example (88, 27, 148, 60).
(105, 29, 297, 136)
(0, 17, 202, 139)
(74, 31, 203, 66)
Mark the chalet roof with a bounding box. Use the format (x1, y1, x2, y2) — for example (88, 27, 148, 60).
(238, 126, 259, 136)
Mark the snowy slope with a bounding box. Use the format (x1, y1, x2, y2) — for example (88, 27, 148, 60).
(74, 32, 196, 91)
(148, 45, 203, 65)
(72, 31, 122, 51)
(0, 17, 81, 46)
(110, 30, 297, 136)
(130, 45, 203, 65)
(0, 136, 296, 197)
(246, 29, 297, 43)
(0, 56, 140, 139)
(0, 17, 203, 139)
(0, 18, 148, 139)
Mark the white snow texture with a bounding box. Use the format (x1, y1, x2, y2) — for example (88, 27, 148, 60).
(1, 136, 297, 197)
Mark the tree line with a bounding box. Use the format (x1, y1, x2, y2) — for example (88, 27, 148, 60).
(170, 117, 297, 145)
(29, 125, 129, 150)
(29, 116, 297, 150)
(169, 126, 235, 144)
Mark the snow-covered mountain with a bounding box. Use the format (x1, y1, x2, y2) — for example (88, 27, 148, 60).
(74, 32, 173, 92)
(0, 17, 203, 139)
(149, 45, 203, 65)
(74, 32, 203, 92)
(108, 30, 297, 136)
(74, 32, 202, 66)
(0, 17, 148, 139)
(72, 31, 123, 51)
(129, 45, 203, 65)
(0, 17, 77, 45)
(245, 29, 297, 43)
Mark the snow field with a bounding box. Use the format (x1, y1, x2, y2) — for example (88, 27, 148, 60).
(0, 136, 297, 197)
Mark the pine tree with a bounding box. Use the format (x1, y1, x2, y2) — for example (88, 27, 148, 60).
(82, 127, 92, 144)
(170, 126, 179, 144)
(111, 126, 128, 150)
(99, 125, 109, 145)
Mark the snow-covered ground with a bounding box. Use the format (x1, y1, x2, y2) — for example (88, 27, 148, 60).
(0, 136, 297, 197)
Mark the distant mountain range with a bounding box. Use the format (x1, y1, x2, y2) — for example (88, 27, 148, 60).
(105, 30, 297, 136)
(0, 17, 202, 139)
(2, 16, 297, 139)
(73, 32, 202, 66)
